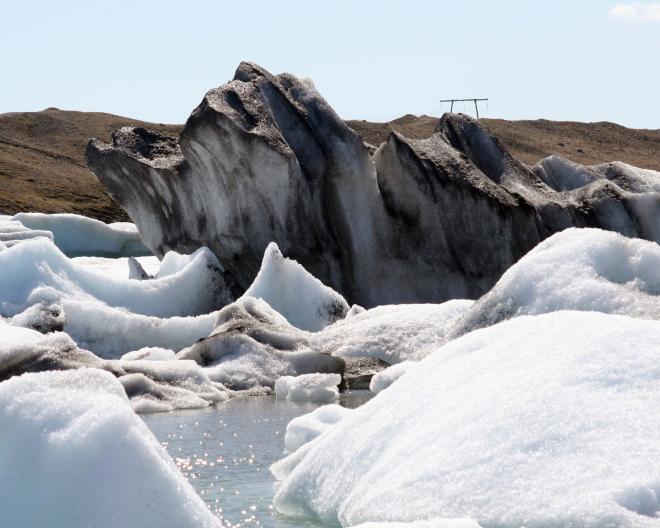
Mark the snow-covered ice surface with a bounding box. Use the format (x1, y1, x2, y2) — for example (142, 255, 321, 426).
(0, 239, 229, 318)
(0, 318, 122, 384)
(0, 239, 230, 357)
(533, 156, 660, 194)
(0, 319, 225, 413)
(113, 359, 229, 413)
(12, 212, 150, 257)
(0, 216, 53, 247)
(121, 347, 177, 361)
(533, 155, 601, 191)
(283, 404, 352, 452)
(369, 361, 416, 393)
(0, 320, 80, 379)
(273, 311, 660, 528)
(601, 161, 660, 192)
(275, 373, 341, 404)
(243, 242, 349, 331)
(179, 297, 345, 391)
(72, 255, 161, 281)
(451, 228, 660, 338)
(312, 301, 474, 363)
(0, 369, 221, 528)
(63, 306, 218, 358)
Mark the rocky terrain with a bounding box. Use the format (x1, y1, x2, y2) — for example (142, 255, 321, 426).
(85, 62, 660, 308)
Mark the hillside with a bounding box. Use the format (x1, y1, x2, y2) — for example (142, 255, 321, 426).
(0, 109, 181, 221)
(1, 109, 659, 222)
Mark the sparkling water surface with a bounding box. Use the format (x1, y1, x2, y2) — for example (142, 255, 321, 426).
(143, 392, 372, 528)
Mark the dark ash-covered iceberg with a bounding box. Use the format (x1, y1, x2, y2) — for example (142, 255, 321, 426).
(86, 63, 660, 306)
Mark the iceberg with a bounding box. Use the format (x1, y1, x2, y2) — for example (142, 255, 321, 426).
(179, 297, 345, 390)
(113, 359, 229, 413)
(87, 63, 660, 307)
(12, 212, 150, 257)
(243, 242, 349, 331)
(0, 369, 221, 527)
(0, 320, 226, 413)
(312, 301, 473, 363)
(72, 255, 161, 281)
(0, 320, 116, 381)
(119, 372, 213, 413)
(9, 300, 64, 333)
(283, 404, 352, 452)
(0, 239, 231, 318)
(369, 360, 416, 393)
(451, 227, 660, 337)
(0, 239, 232, 357)
(275, 373, 342, 403)
(273, 311, 660, 527)
(533, 156, 660, 194)
(120, 347, 177, 361)
(0, 216, 53, 247)
(61, 303, 218, 358)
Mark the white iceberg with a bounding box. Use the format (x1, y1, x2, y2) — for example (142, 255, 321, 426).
(0, 369, 221, 527)
(120, 347, 177, 361)
(12, 212, 150, 257)
(283, 404, 352, 452)
(0, 239, 230, 318)
(369, 360, 416, 393)
(275, 373, 342, 404)
(0, 239, 231, 357)
(243, 242, 349, 331)
(452, 228, 660, 337)
(312, 300, 473, 363)
(273, 311, 660, 528)
(72, 255, 161, 281)
(62, 303, 218, 358)
(0, 216, 53, 247)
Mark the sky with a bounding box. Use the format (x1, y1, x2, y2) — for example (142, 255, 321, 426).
(1, 0, 659, 128)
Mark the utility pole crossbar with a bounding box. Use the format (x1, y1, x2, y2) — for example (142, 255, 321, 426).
(439, 98, 489, 119)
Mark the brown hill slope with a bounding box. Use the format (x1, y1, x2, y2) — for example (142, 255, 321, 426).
(0, 109, 181, 221)
(1, 109, 659, 221)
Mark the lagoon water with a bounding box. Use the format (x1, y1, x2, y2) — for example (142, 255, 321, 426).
(143, 392, 372, 528)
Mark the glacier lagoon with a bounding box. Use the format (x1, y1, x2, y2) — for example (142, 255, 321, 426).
(142, 392, 373, 528)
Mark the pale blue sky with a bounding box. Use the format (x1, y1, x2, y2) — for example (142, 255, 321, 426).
(2, 0, 659, 128)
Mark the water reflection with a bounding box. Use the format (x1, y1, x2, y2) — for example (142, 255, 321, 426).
(143, 392, 372, 528)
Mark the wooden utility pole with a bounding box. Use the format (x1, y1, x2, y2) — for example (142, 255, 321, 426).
(439, 98, 489, 119)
